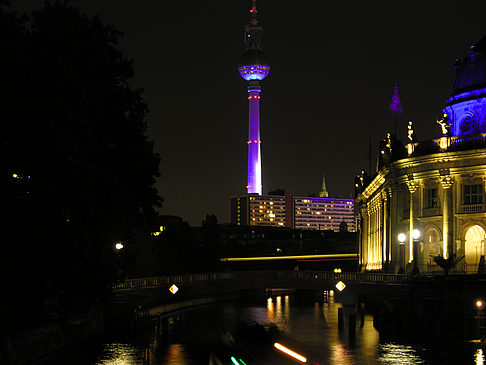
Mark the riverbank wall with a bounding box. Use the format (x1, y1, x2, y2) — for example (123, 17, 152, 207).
(360, 275, 486, 341)
(0, 304, 103, 365)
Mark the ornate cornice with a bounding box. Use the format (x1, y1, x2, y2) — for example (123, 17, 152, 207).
(439, 175, 454, 189)
(406, 174, 419, 193)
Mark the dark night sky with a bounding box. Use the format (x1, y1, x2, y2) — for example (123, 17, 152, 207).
(15, 1, 486, 226)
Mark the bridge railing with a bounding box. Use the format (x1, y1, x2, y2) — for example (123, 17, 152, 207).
(113, 272, 236, 290)
(114, 270, 409, 291)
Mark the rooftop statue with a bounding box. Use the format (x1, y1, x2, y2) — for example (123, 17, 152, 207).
(407, 121, 417, 143)
(436, 113, 451, 136)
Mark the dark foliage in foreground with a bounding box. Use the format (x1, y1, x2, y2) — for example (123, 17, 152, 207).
(0, 2, 161, 332)
(432, 254, 465, 275)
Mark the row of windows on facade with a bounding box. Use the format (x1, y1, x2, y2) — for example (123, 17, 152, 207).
(295, 203, 353, 208)
(424, 184, 483, 209)
(297, 199, 353, 205)
(295, 211, 354, 217)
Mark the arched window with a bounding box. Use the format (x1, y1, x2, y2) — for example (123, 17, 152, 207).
(465, 225, 486, 273)
(424, 229, 441, 271)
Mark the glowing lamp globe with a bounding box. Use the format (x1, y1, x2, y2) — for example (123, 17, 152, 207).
(238, 65, 270, 81)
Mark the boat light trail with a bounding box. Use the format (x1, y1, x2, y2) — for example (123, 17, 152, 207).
(274, 342, 307, 363)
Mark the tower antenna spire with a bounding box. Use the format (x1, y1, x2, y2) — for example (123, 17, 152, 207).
(250, 0, 258, 25)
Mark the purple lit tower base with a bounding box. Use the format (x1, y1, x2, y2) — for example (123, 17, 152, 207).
(238, 66, 270, 195)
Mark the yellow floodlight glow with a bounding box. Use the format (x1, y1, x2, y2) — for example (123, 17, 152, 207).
(169, 284, 179, 294)
(476, 300, 484, 309)
(220, 253, 358, 262)
(274, 343, 307, 363)
(335, 281, 346, 292)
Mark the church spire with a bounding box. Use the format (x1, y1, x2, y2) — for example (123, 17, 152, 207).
(319, 175, 329, 198)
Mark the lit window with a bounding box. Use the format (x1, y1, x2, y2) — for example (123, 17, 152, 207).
(425, 188, 438, 208)
(464, 184, 483, 205)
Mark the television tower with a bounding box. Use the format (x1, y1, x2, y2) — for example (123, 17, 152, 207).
(238, 0, 270, 195)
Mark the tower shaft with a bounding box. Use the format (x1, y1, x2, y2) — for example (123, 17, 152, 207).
(247, 82, 262, 195)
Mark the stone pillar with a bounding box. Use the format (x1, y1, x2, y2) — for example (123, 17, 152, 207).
(440, 174, 454, 259)
(388, 184, 400, 269)
(382, 192, 388, 268)
(359, 206, 368, 270)
(406, 178, 418, 263)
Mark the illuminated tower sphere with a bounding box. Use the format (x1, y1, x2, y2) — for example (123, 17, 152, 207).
(444, 36, 486, 136)
(238, 0, 270, 195)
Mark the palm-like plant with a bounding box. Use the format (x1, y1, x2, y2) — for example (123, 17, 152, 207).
(432, 253, 465, 275)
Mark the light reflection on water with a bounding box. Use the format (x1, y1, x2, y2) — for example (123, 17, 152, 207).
(95, 343, 141, 365)
(44, 292, 486, 364)
(476, 348, 485, 365)
(377, 343, 425, 365)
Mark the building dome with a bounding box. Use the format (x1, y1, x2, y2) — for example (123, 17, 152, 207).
(238, 49, 270, 82)
(444, 35, 486, 136)
(452, 36, 486, 96)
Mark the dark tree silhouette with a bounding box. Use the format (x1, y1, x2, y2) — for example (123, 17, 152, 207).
(432, 254, 464, 276)
(0, 2, 161, 330)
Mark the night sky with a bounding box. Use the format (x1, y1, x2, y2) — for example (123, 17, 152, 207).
(16, 1, 486, 226)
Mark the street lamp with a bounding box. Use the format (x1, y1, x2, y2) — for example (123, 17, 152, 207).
(412, 229, 421, 274)
(114, 241, 124, 280)
(398, 233, 406, 273)
(477, 299, 484, 339)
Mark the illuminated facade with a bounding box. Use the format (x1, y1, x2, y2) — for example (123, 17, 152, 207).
(294, 197, 356, 231)
(230, 193, 356, 232)
(356, 35, 486, 273)
(238, 0, 270, 195)
(230, 194, 287, 227)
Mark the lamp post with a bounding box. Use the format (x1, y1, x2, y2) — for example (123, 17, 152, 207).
(476, 299, 484, 339)
(114, 241, 124, 280)
(398, 232, 406, 273)
(398, 229, 420, 273)
(412, 229, 420, 274)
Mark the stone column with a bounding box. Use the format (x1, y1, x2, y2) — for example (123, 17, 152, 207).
(406, 178, 418, 263)
(359, 206, 368, 270)
(440, 174, 454, 259)
(388, 184, 400, 269)
(382, 192, 388, 268)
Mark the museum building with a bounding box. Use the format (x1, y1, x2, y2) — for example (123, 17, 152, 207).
(356, 35, 486, 273)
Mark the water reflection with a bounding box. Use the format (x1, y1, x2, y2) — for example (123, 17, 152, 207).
(95, 343, 140, 365)
(377, 343, 425, 364)
(330, 343, 356, 365)
(44, 294, 486, 365)
(476, 348, 485, 365)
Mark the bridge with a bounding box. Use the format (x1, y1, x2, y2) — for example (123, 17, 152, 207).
(112, 269, 486, 340)
(113, 270, 409, 293)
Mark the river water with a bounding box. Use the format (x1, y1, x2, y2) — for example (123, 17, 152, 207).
(39, 292, 485, 364)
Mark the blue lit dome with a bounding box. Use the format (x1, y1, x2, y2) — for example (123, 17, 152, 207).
(452, 36, 486, 96)
(238, 49, 270, 81)
(444, 35, 486, 136)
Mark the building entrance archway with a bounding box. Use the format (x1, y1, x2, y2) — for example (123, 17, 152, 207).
(465, 225, 486, 273)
